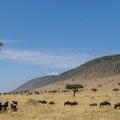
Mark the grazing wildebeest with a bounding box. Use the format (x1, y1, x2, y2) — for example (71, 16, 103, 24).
(10, 101, 18, 111)
(0, 102, 2, 111)
(72, 101, 78, 105)
(64, 101, 72, 106)
(64, 101, 78, 106)
(90, 103, 97, 107)
(1, 101, 9, 110)
(49, 101, 55, 105)
(114, 102, 120, 109)
(99, 101, 111, 107)
(38, 100, 47, 104)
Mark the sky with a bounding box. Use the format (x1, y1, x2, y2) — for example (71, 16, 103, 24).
(0, 0, 120, 93)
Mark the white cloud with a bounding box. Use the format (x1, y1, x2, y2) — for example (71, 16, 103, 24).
(0, 48, 99, 69)
(0, 38, 23, 43)
(46, 72, 59, 76)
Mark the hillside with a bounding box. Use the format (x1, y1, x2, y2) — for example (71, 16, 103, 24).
(13, 75, 56, 92)
(13, 54, 120, 92)
(57, 54, 120, 80)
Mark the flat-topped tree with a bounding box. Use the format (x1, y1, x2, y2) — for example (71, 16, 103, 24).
(113, 88, 119, 96)
(65, 84, 84, 97)
(91, 88, 98, 92)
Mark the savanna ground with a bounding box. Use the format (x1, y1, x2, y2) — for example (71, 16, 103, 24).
(0, 90, 120, 120)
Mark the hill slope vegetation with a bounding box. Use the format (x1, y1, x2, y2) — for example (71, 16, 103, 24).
(13, 54, 120, 92)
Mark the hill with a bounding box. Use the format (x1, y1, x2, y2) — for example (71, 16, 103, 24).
(13, 54, 120, 92)
(13, 75, 56, 92)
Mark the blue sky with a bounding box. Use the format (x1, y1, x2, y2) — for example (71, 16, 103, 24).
(0, 0, 120, 93)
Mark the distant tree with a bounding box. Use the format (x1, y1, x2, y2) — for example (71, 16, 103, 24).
(113, 88, 119, 96)
(98, 84, 102, 87)
(65, 84, 84, 97)
(72, 79, 74, 81)
(118, 83, 120, 85)
(90, 88, 98, 93)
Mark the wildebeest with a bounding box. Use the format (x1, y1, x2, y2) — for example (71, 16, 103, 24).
(0, 101, 9, 111)
(114, 102, 120, 109)
(72, 101, 78, 105)
(64, 101, 78, 106)
(10, 101, 18, 111)
(99, 101, 111, 107)
(0, 102, 2, 111)
(1, 101, 9, 110)
(90, 103, 97, 107)
(49, 101, 55, 105)
(38, 100, 47, 104)
(64, 101, 71, 106)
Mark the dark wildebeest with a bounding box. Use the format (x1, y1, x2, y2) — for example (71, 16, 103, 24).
(90, 103, 97, 107)
(38, 100, 47, 104)
(0, 102, 2, 111)
(10, 101, 18, 111)
(64, 101, 78, 106)
(114, 102, 120, 109)
(64, 101, 72, 106)
(1, 101, 9, 110)
(49, 101, 55, 105)
(0, 101, 9, 111)
(99, 101, 111, 107)
(72, 101, 78, 105)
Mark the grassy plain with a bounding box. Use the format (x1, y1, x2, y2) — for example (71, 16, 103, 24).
(0, 90, 120, 120)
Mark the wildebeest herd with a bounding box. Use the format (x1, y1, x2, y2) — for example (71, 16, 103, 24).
(37, 99, 120, 109)
(90, 101, 120, 109)
(0, 101, 17, 112)
(0, 100, 120, 113)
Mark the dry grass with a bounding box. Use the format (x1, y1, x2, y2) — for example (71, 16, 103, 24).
(0, 91, 120, 120)
(1, 75, 120, 120)
(39, 74, 120, 93)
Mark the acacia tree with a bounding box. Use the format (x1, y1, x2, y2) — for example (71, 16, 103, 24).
(91, 88, 98, 93)
(113, 88, 119, 96)
(65, 84, 84, 97)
